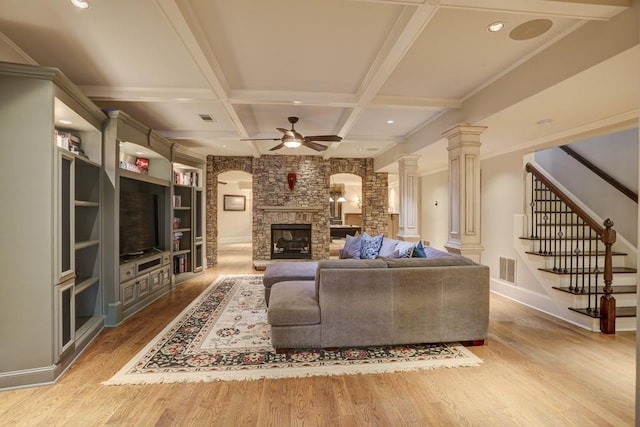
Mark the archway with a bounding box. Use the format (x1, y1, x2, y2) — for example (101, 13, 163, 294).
(217, 170, 253, 256)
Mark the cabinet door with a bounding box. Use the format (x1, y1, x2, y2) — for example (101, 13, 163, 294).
(56, 151, 75, 283)
(120, 278, 137, 307)
(54, 279, 75, 362)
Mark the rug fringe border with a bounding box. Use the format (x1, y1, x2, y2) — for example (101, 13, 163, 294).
(102, 346, 482, 385)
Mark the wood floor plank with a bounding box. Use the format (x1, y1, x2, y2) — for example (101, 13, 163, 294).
(0, 244, 635, 426)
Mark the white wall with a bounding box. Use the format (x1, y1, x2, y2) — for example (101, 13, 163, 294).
(342, 182, 362, 221)
(535, 128, 639, 246)
(419, 170, 449, 250)
(217, 180, 252, 244)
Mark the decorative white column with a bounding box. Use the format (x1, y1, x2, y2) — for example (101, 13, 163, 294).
(396, 156, 421, 242)
(443, 124, 486, 262)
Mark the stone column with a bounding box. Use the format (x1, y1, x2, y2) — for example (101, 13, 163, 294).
(443, 124, 486, 262)
(396, 156, 421, 242)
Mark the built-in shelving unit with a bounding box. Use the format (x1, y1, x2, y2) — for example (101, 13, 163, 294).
(172, 158, 205, 284)
(0, 61, 106, 389)
(102, 110, 173, 326)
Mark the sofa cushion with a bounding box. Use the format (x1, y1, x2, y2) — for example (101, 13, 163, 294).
(340, 234, 361, 259)
(263, 261, 318, 305)
(359, 232, 383, 259)
(267, 281, 320, 326)
(315, 258, 388, 295)
(263, 262, 319, 288)
(384, 255, 476, 268)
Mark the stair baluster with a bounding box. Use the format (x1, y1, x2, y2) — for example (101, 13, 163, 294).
(524, 163, 617, 334)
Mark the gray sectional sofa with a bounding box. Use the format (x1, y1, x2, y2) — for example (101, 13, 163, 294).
(266, 248, 490, 350)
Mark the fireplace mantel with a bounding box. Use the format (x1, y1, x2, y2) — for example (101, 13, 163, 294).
(258, 205, 324, 212)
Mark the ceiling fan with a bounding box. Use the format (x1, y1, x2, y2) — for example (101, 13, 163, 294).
(242, 116, 342, 151)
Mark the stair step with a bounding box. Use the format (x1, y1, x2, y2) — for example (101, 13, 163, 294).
(520, 236, 600, 241)
(540, 267, 637, 275)
(569, 306, 636, 318)
(526, 251, 627, 257)
(553, 285, 637, 295)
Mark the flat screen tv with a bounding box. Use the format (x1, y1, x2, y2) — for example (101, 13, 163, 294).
(120, 190, 159, 258)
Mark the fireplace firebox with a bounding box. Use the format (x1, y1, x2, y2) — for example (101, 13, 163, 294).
(271, 224, 311, 259)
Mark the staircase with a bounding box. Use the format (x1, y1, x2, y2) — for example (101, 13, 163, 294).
(518, 163, 637, 333)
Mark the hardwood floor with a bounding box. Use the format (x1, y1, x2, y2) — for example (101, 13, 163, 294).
(1, 244, 635, 426)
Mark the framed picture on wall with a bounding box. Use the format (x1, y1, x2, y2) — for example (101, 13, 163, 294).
(223, 194, 246, 211)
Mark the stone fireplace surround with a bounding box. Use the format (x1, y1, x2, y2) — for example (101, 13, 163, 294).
(206, 155, 388, 266)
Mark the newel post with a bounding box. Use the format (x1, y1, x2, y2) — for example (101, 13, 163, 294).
(600, 218, 616, 334)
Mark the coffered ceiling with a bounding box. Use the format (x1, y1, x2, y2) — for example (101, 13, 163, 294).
(0, 0, 637, 174)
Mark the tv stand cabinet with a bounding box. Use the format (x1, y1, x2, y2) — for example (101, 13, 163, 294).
(118, 251, 171, 320)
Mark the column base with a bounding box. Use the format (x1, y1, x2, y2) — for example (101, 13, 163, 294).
(396, 232, 422, 243)
(445, 241, 483, 263)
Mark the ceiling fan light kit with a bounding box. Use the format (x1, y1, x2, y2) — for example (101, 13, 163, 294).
(243, 116, 342, 152)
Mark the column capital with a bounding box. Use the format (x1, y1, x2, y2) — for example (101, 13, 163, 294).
(442, 124, 487, 151)
(395, 155, 421, 166)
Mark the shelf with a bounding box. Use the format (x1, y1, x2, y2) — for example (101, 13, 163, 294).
(75, 239, 99, 250)
(75, 276, 99, 294)
(173, 228, 191, 233)
(75, 200, 99, 207)
(173, 206, 191, 210)
(173, 249, 191, 255)
(120, 168, 171, 187)
(75, 315, 103, 340)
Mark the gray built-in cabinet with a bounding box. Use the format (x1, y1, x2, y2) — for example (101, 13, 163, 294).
(102, 110, 175, 326)
(0, 63, 206, 390)
(0, 62, 106, 389)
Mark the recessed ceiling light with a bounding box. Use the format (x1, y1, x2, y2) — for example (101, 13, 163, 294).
(293, 100, 302, 104)
(386, 120, 395, 124)
(59, 119, 72, 125)
(358, 148, 364, 151)
(537, 118, 553, 126)
(222, 145, 227, 148)
(487, 21, 505, 32)
(70, 0, 90, 9)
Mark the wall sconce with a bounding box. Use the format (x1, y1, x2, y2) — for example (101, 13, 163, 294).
(337, 195, 346, 203)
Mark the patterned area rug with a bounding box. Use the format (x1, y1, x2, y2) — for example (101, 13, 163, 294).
(103, 275, 482, 385)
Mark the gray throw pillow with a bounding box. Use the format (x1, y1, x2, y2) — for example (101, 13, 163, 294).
(340, 234, 361, 259)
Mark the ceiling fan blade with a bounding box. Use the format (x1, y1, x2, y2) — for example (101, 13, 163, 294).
(269, 142, 286, 151)
(305, 135, 342, 142)
(303, 140, 328, 151)
(241, 138, 281, 141)
(276, 127, 292, 135)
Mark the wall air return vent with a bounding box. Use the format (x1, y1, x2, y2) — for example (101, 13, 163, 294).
(198, 113, 216, 123)
(499, 257, 516, 284)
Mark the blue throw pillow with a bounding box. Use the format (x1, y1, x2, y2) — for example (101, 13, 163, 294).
(360, 232, 384, 259)
(411, 241, 427, 258)
(340, 234, 361, 259)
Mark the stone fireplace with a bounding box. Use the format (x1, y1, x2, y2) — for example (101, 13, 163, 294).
(271, 223, 311, 259)
(206, 155, 389, 267)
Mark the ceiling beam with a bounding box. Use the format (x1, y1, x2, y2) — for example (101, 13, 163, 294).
(374, 2, 639, 171)
(439, 0, 630, 20)
(229, 90, 358, 108)
(155, 0, 261, 157)
(78, 86, 217, 103)
(326, 3, 440, 158)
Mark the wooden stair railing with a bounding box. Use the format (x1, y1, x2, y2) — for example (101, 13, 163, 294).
(525, 162, 617, 334)
(559, 145, 638, 203)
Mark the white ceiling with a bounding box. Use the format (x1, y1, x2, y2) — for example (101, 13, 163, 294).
(0, 0, 637, 175)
